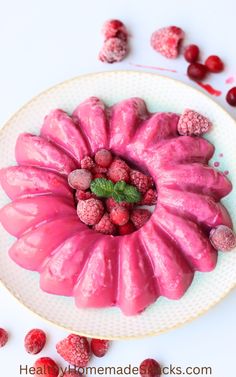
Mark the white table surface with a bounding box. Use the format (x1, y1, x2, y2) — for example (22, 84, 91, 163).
(0, 0, 236, 376)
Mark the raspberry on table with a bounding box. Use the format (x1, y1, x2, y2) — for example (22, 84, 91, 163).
(110, 206, 130, 226)
(178, 109, 212, 136)
(151, 26, 185, 59)
(130, 170, 151, 194)
(209, 225, 236, 252)
(107, 159, 130, 183)
(93, 213, 116, 235)
(102, 19, 128, 41)
(91, 339, 110, 357)
(118, 221, 136, 235)
(56, 334, 90, 368)
(141, 189, 157, 205)
(68, 169, 92, 190)
(139, 358, 162, 377)
(131, 208, 151, 229)
(24, 328, 46, 354)
(77, 198, 104, 225)
(81, 156, 95, 170)
(95, 149, 113, 168)
(0, 328, 8, 348)
(34, 357, 59, 377)
(99, 37, 128, 64)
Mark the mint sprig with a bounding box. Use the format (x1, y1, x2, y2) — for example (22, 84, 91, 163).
(90, 178, 141, 203)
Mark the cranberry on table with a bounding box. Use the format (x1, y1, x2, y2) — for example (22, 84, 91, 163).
(139, 358, 161, 377)
(24, 328, 46, 354)
(34, 357, 59, 377)
(187, 62, 208, 81)
(226, 87, 236, 106)
(91, 339, 110, 357)
(184, 44, 200, 63)
(205, 55, 224, 73)
(0, 328, 8, 348)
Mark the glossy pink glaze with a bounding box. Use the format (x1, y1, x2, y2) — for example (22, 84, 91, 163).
(0, 96, 234, 316)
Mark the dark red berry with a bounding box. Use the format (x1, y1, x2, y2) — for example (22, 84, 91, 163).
(0, 328, 8, 348)
(118, 221, 135, 235)
(91, 339, 110, 357)
(187, 62, 208, 81)
(139, 358, 161, 377)
(24, 329, 46, 354)
(34, 357, 59, 377)
(205, 55, 224, 73)
(226, 87, 236, 106)
(184, 44, 200, 63)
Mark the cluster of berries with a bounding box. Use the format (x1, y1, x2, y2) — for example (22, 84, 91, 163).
(68, 149, 157, 236)
(98, 20, 129, 63)
(98, 20, 236, 107)
(0, 327, 162, 377)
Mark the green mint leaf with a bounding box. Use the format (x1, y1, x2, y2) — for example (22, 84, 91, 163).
(90, 178, 114, 198)
(112, 191, 126, 203)
(123, 184, 141, 203)
(114, 180, 127, 193)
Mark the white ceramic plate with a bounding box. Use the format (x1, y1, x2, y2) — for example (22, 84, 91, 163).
(0, 71, 236, 340)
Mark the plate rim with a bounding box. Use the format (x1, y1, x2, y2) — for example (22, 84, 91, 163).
(0, 70, 236, 340)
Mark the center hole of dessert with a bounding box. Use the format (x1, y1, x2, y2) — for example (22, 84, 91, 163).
(67, 149, 157, 236)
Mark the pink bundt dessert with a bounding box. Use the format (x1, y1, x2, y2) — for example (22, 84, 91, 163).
(0, 97, 234, 316)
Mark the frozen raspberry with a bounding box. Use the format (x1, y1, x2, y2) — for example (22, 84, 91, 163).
(77, 198, 104, 225)
(118, 221, 135, 235)
(141, 189, 157, 205)
(106, 197, 132, 212)
(131, 209, 151, 229)
(184, 44, 200, 63)
(91, 339, 110, 357)
(99, 37, 128, 64)
(68, 169, 92, 190)
(205, 55, 224, 73)
(178, 109, 212, 136)
(93, 213, 116, 235)
(139, 358, 161, 377)
(210, 225, 236, 252)
(102, 19, 128, 41)
(107, 159, 130, 183)
(130, 170, 151, 194)
(81, 156, 95, 170)
(34, 357, 59, 377)
(24, 329, 46, 354)
(76, 190, 94, 201)
(56, 334, 90, 368)
(187, 62, 208, 81)
(226, 87, 236, 106)
(151, 26, 185, 59)
(95, 149, 113, 168)
(110, 206, 130, 226)
(0, 328, 8, 348)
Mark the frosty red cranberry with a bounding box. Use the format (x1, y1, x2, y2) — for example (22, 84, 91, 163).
(184, 44, 200, 63)
(24, 328, 46, 354)
(187, 63, 208, 81)
(95, 149, 112, 168)
(91, 339, 110, 357)
(205, 55, 224, 73)
(139, 358, 161, 377)
(68, 169, 92, 190)
(0, 328, 8, 348)
(34, 357, 59, 377)
(110, 206, 130, 226)
(210, 225, 236, 251)
(77, 198, 104, 225)
(226, 87, 236, 106)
